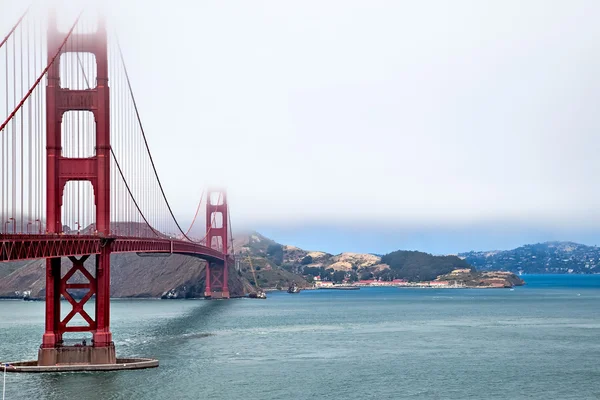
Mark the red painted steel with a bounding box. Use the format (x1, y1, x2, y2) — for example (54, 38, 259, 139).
(204, 190, 230, 298)
(42, 257, 60, 349)
(46, 15, 110, 237)
(60, 256, 96, 334)
(1, 9, 235, 365)
(43, 13, 113, 349)
(0, 234, 229, 263)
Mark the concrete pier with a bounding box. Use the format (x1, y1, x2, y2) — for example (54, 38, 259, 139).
(2, 358, 158, 373)
(38, 344, 117, 366)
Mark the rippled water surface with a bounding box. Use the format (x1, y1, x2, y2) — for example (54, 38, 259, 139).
(1, 274, 600, 399)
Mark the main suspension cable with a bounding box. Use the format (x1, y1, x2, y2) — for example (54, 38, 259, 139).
(0, 6, 30, 50)
(184, 189, 205, 237)
(228, 202, 235, 259)
(115, 35, 194, 242)
(110, 148, 160, 238)
(0, 10, 83, 134)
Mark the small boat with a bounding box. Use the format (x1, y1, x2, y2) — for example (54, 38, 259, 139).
(248, 290, 267, 299)
(287, 283, 301, 294)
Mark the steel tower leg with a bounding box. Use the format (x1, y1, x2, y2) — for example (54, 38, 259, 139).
(39, 12, 115, 366)
(40, 258, 61, 349)
(205, 190, 230, 299)
(204, 261, 212, 298)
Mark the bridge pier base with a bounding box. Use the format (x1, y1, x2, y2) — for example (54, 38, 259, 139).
(204, 262, 230, 299)
(38, 252, 117, 366)
(205, 290, 231, 299)
(37, 344, 116, 366)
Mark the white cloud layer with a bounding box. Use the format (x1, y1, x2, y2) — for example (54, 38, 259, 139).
(2, 0, 599, 231)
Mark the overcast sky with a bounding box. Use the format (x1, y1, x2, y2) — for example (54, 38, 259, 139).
(2, 0, 600, 254)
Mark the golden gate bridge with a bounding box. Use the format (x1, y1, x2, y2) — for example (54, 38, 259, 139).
(0, 6, 235, 369)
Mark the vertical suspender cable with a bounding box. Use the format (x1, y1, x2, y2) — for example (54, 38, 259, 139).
(115, 37, 194, 242)
(12, 29, 16, 225)
(27, 15, 32, 230)
(20, 22, 24, 232)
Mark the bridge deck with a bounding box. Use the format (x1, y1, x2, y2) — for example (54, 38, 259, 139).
(0, 234, 226, 263)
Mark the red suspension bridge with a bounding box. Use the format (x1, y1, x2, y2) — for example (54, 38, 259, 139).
(0, 7, 235, 367)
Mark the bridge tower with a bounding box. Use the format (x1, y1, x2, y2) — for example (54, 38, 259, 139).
(204, 189, 230, 299)
(39, 12, 115, 365)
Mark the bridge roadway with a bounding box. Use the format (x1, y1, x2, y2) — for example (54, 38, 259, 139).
(0, 234, 227, 263)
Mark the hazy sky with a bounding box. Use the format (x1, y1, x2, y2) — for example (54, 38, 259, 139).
(2, 0, 600, 254)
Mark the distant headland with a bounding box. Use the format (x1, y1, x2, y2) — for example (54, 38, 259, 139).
(6, 233, 596, 300)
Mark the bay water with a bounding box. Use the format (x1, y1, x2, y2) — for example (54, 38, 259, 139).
(1, 274, 600, 399)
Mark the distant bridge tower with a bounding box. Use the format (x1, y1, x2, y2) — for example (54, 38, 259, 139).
(204, 189, 230, 299)
(39, 11, 115, 366)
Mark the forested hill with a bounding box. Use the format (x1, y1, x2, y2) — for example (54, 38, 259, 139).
(460, 241, 600, 274)
(234, 232, 477, 286)
(381, 251, 474, 281)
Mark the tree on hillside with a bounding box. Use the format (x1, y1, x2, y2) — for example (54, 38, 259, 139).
(301, 255, 313, 265)
(320, 268, 334, 281)
(377, 270, 395, 281)
(381, 250, 473, 282)
(281, 263, 294, 272)
(266, 243, 284, 266)
(303, 266, 322, 277)
(332, 270, 346, 283)
(360, 271, 373, 280)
